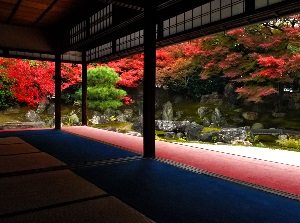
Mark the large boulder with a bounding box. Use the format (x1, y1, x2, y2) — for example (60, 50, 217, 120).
(155, 120, 190, 132)
(218, 127, 248, 144)
(25, 110, 41, 122)
(185, 122, 204, 141)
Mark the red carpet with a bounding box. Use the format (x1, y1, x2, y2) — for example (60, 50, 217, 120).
(63, 126, 300, 196)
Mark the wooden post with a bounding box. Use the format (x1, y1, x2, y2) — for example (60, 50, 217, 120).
(143, 2, 156, 158)
(55, 54, 61, 129)
(82, 51, 88, 126)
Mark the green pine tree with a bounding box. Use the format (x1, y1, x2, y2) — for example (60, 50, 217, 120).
(76, 66, 127, 111)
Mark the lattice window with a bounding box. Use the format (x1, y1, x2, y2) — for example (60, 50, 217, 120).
(255, 0, 285, 9)
(87, 42, 112, 61)
(116, 30, 144, 51)
(8, 51, 55, 60)
(70, 21, 87, 45)
(61, 51, 82, 62)
(163, 0, 245, 37)
(90, 4, 112, 35)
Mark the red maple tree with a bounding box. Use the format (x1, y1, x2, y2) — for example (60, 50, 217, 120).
(0, 59, 82, 107)
(199, 15, 300, 107)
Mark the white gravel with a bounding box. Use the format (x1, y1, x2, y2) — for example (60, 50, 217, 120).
(175, 142, 300, 167)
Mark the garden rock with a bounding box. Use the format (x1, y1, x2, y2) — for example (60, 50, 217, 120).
(155, 120, 190, 132)
(104, 108, 115, 117)
(201, 92, 223, 105)
(116, 114, 127, 122)
(36, 101, 48, 113)
(162, 101, 173, 121)
(155, 120, 176, 132)
(124, 109, 134, 121)
(186, 122, 204, 141)
(132, 116, 143, 133)
(68, 113, 80, 126)
(242, 112, 258, 121)
(199, 131, 219, 142)
(211, 108, 227, 127)
(218, 127, 248, 144)
(176, 132, 184, 139)
(202, 117, 211, 127)
(25, 110, 41, 122)
(90, 115, 110, 124)
(165, 132, 176, 138)
(197, 107, 210, 118)
(115, 109, 134, 122)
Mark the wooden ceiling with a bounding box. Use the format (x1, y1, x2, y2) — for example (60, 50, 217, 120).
(0, 0, 207, 57)
(1, 0, 300, 62)
(0, 0, 101, 28)
(0, 0, 192, 29)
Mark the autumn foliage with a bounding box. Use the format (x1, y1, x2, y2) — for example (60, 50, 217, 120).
(0, 58, 82, 107)
(1, 15, 300, 110)
(199, 16, 300, 104)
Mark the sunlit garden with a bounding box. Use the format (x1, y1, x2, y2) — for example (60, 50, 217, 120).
(1, 15, 300, 151)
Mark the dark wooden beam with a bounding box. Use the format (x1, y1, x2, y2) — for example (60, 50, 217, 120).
(55, 54, 61, 129)
(245, 0, 256, 13)
(98, 0, 143, 11)
(81, 51, 88, 126)
(32, 0, 59, 27)
(6, 0, 23, 23)
(143, 2, 156, 158)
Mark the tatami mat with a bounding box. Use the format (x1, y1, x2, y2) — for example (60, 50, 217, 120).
(1, 196, 155, 223)
(63, 126, 300, 196)
(4, 128, 300, 222)
(0, 134, 155, 223)
(0, 137, 27, 145)
(0, 169, 106, 216)
(0, 143, 40, 156)
(0, 152, 66, 174)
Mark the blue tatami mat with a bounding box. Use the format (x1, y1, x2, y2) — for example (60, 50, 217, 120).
(1, 129, 300, 223)
(0, 129, 138, 164)
(74, 159, 300, 223)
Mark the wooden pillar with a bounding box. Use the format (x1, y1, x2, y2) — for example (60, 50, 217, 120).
(55, 54, 61, 129)
(245, 0, 255, 13)
(81, 51, 88, 126)
(143, 2, 156, 158)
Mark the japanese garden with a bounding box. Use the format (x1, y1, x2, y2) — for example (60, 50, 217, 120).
(1, 14, 300, 151)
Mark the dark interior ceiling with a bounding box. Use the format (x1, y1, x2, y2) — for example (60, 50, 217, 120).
(0, 0, 108, 28)
(0, 0, 206, 53)
(0, 0, 204, 29)
(1, 0, 300, 62)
